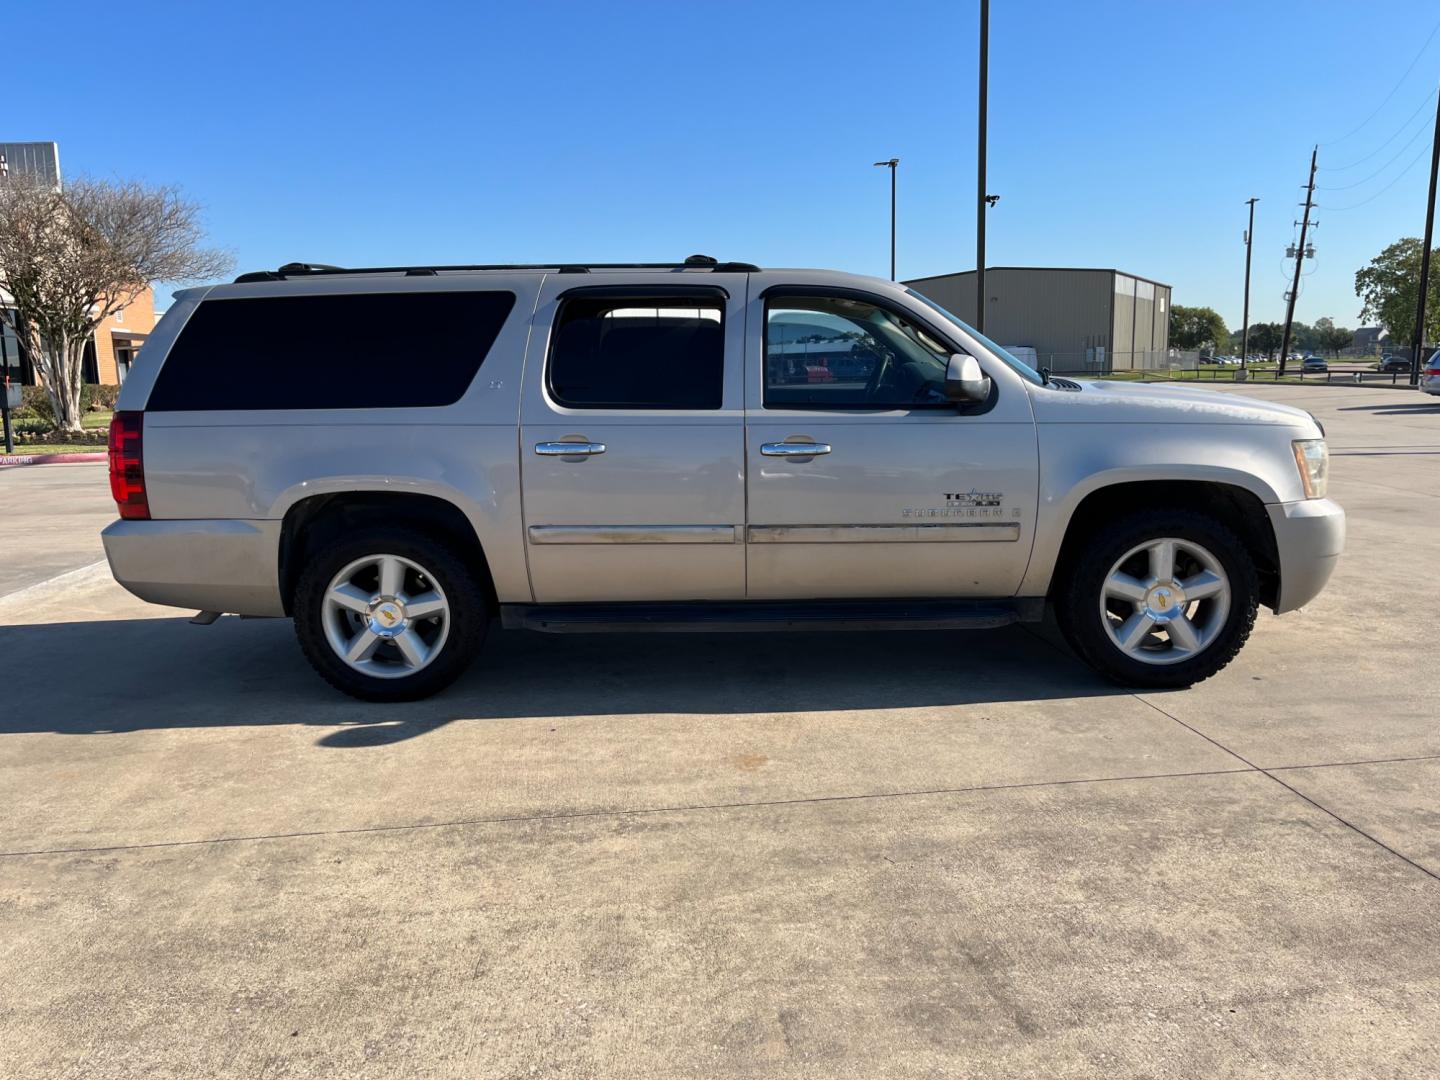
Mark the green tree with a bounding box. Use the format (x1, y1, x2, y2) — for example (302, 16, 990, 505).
(1169, 305, 1229, 351)
(0, 176, 230, 432)
(1248, 322, 1283, 360)
(1290, 321, 1317, 353)
(1354, 238, 1440, 346)
(1313, 316, 1354, 357)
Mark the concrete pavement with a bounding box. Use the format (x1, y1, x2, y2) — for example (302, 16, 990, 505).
(0, 462, 113, 596)
(1, 384, 1438, 1078)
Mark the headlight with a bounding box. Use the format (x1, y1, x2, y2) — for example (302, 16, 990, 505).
(1292, 439, 1328, 499)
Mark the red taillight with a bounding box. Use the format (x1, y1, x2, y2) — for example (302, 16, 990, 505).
(1426, 367, 1440, 377)
(108, 411, 149, 520)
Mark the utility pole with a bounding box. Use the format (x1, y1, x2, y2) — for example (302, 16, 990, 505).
(1278, 148, 1318, 377)
(1241, 198, 1258, 371)
(873, 158, 900, 280)
(1410, 85, 1440, 387)
(976, 0, 989, 332)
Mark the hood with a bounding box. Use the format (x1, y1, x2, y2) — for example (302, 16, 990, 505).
(1029, 378, 1317, 429)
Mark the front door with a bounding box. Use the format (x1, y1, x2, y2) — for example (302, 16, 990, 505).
(520, 276, 748, 602)
(744, 287, 1038, 599)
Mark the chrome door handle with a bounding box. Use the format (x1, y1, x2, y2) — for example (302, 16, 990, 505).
(535, 441, 606, 456)
(761, 442, 831, 457)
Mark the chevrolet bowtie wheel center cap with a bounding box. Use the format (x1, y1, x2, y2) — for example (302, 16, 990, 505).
(368, 600, 407, 637)
(1144, 583, 1186, 620)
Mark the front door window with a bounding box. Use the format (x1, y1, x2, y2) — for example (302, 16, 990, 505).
(766, 296, 953, 409)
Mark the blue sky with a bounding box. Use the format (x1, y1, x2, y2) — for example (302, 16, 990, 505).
(9, 0, 1440, 329)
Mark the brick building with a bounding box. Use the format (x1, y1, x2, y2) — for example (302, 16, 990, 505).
(1, 285, 157, 388)
(1, 140, 158, 388)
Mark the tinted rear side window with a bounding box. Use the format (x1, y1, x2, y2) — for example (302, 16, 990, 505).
(146, 291, 516, 411)
(548, 294, 724, 409)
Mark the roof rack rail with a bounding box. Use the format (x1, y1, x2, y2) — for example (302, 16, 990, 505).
(232, 256, 760, 284)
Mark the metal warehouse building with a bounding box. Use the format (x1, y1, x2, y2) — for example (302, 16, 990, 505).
(903, 267, 1172, 373)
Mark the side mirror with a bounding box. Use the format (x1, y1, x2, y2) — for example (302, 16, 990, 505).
(944, 353, 991, 403)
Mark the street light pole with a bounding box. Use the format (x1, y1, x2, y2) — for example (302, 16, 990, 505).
(1241, 197, 1258, 371)
(976, 0, 989, 332)
(873, 158, 899, 280)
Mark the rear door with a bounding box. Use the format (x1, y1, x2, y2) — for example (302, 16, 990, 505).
(519, 276, 748, 602)
(744, 285, 1039, 599)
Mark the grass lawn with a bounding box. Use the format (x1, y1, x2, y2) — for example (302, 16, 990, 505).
(81, 410, 114, 430)
(1085, 361, 1413, 386)
(2, 444, 107, 456)
(1092, 368, 1314, 386)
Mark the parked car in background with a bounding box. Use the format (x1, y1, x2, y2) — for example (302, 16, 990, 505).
(1423, 349, 1440, 396)
(1377, 355, 1411, 373)
(1301, 357, 1328, 374)
(101, 257, 1345, 700)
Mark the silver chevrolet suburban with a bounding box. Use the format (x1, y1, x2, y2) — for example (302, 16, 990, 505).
(103, 257, 1345, 701)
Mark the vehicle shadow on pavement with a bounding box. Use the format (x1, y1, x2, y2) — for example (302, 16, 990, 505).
(0, 614, 1122, 744)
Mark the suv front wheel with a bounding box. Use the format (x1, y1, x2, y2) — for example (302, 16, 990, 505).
(1054, 509, 1259, 689)
(293, 527, 489, 701)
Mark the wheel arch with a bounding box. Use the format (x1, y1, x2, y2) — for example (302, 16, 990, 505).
(278, 490, 498, 616)
(1043, 478, 1281, 611)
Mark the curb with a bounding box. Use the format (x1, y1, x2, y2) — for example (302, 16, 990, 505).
(1235, 380, 1423, 391)
(1107, 379, 1424, 392)
(0, 451, 107, 468)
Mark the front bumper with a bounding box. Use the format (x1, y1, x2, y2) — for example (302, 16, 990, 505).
(1266, 498, 1345, 614)
(102, 519, 286, 616)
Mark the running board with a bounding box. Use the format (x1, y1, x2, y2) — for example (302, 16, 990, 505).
(500, 598, 1044, 634)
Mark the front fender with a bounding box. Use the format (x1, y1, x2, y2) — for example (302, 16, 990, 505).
(1018, 422, 1300, 597)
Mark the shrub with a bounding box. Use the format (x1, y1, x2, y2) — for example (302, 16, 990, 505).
(5, 384, 118, 426)
(9, 425, 107, 446)
(20, 385, 54, 422)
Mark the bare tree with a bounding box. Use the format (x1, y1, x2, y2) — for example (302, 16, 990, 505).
(0, 176, 231, 432)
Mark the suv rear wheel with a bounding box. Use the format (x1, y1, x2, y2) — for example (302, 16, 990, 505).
(293, 527, 489, 701)
(1054, 509, 1258, 689)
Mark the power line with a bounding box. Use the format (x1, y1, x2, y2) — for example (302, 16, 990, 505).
(1320, 86, 1438, 172)
(1318, 116, 1433, 190)
(1317, 140, 1433, 211)
(1321, 15, 1440, 146)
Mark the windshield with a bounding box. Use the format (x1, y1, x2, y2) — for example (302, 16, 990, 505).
(904, 288, 1046, 386)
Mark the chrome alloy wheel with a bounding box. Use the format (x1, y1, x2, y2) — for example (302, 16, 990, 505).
(321, 554, 451, 679)
(1099, 537, 1231, 666)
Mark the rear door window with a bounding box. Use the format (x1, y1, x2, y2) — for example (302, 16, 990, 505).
(146, 290, 515, 411)
(547, 293, 724, 409)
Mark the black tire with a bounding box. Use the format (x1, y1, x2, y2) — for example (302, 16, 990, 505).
(293, 527, 490, 702)
(1053, 508, 1258, 689)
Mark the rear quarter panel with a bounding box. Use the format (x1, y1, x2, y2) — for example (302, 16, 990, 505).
(130, 275, 541, 604)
